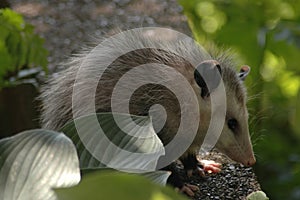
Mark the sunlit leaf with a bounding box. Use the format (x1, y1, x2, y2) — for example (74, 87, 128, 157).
(0, 129, 81, 200)
(267, 29, 300, 72)
(0, 9, 24, 30)
(0, 8, 48, 86)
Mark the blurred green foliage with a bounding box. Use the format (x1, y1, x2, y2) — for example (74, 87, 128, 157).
(0, 8, 48, 87)
(179, 0, 300, 199)
(55, 171, 188, 200)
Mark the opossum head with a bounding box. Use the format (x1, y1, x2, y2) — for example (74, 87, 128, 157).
(194, 61, 255, 166)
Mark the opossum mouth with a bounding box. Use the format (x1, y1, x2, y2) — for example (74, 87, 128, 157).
(215, 142, 252, 166)
(228, 149, 255, 166)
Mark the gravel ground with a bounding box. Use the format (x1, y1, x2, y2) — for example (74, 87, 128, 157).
(9, 0, 261, 199)
(10, 0, 189, 71)
(184, 152, 260, 199)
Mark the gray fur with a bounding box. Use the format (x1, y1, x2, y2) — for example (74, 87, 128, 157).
(39, 28, 255, 166)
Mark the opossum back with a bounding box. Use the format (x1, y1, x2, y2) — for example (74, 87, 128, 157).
(40, 29, 211, 133)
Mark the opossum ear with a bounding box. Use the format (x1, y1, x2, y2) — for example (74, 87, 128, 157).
(194, 60, 222, 98)
(238, 65, 250, 81)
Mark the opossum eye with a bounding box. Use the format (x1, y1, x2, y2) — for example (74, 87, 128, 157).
(227, 118, 238, 131)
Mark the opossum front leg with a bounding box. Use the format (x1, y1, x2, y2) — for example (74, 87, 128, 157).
(164, 162, 199, 196)
(181, 153, 221, 177)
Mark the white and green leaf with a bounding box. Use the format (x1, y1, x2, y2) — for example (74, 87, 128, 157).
(0, 113, 171, 199)
(0, 129, 80, 200)
(60, 112, 165, 173)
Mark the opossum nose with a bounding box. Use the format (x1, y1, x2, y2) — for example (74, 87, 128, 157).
(246, 157, 256, 166)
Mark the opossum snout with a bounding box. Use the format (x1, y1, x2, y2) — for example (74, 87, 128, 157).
(244, 155, 256, 166)
(248, 157, 256, 166)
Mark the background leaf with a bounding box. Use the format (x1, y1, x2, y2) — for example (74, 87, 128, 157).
(55, 171, 187, 200)
(247, 191, 269, 200)
(179, 0, 300, 199)
(0, 8, 48, 86)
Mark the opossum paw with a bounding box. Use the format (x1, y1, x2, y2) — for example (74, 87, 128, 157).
(198, 159, 221, 174)
(175, 183, 199, 197)
(186, 160, 221, 177)
(166, 167, 199, 197)
(187, 167, 205, 177)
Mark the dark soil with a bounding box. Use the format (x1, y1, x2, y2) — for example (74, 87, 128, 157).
(9, 0, 261, 199)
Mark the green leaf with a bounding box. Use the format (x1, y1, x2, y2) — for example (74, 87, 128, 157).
(246, 191, 269, 200)
(0, 40, 13, 83)
(81, 168, 171, 186)
(142, 171, 171, 186)
(25, 27, 48, 70)
(17, 32, 29, 68)
(267, 30, 300, 72)
(55, 171, 187, 200)
(60, 112, 165, 173)
(292, 89, 300, 136)
(215, 19, 263, 67)
(6, 31, 21, 69)
(0, 8, 48, 84)
(0, 129, 81, 200)
(0, 9, 24, 31)
(32, 35, 48, 70)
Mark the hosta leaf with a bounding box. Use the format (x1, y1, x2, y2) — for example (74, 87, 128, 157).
(0, 129, 81, 200)
(60, 112, 165, 173)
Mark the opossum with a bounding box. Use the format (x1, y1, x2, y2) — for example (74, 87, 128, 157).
(39, 28, 255, 194)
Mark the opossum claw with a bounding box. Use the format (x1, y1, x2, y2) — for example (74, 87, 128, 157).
(176, 183, 199, 197)
(182, 154, 221, 177)
(196, 166, 206, 177)
(187, 168, 205, 177)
